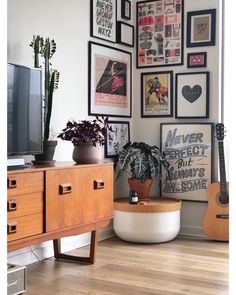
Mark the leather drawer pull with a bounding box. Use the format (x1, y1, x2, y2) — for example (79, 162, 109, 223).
(7, 221, 17, 234)
(7, 199, 17, 211)
(59, 183, 72, 195)
(94, 180, 105, 190)
(7, 177, 17, 188)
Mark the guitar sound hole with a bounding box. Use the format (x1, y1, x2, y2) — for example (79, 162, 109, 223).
(218, 193, 229, 206)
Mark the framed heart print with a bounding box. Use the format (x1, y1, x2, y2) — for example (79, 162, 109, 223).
(175, 72, 210, 118)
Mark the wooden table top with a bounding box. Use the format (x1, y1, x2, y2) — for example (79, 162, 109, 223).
(114, 197, 181, 213)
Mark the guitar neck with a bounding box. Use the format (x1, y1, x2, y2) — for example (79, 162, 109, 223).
(218, 141, 227, 194)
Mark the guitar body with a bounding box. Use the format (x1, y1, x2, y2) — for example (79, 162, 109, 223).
(203, 182, 229, 241)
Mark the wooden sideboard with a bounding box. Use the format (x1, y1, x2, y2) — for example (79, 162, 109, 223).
(7, 161, 114, 264)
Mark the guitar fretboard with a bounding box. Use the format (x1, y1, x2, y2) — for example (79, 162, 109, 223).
(218, 141, 227, 194)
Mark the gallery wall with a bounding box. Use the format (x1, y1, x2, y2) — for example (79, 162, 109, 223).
(7, 0, 222, 264)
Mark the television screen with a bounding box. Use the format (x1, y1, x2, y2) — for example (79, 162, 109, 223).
(7, 63, 43, 156)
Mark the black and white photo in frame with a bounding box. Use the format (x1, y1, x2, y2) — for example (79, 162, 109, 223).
(175, 72, 210, 118)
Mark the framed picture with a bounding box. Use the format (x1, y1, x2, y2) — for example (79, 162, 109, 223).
(141, 71, 173, 117)
(160, 123, 213, 201)
(121, 0, 131, 20)
(187, 9, 216, 47)
(90, 0, 117, 43)
(117, 21, 134, 47)
(136, 0, 184, 68)
(105, 121, 130, 157)
(175, 72, 210, 118)
(187, 52, 207, 68)
(88, 41, 132, 118)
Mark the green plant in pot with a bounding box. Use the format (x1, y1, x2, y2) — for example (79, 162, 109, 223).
(116, 142, 170, 201)
(30, 35, 60, 162)
(58, 116, 112, 164)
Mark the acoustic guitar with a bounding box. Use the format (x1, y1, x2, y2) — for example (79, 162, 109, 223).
(203, 123, 229, 241)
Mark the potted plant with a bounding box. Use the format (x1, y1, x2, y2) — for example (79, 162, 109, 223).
(116, 142, 170, 201)
(30, 35, 60, 162)
(58, 116, 112, 163)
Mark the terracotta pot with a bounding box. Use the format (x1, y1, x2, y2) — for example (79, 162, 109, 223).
(72, 143, 104, 164)
(128, 178, 153, 202)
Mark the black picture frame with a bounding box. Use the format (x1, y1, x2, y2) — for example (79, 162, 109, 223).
(88, 41, 132, 118)
(160, 122, 213, 201)
(141, 70, 173, 117)
(187, 9, 216, 47)
(121, 0, 131, 20)
(90, 0, 117, 43)
(105, 121, 130, 158)
(187, 52, 207, 68)
(136, 0, 184, 69)
(117, 21, 134, 47)
(175, 72, 210, 119)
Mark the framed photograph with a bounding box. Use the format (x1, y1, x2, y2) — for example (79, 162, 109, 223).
(105, 121, 130, 157)
(175, 72, 210, 118)
(136, 0, 184, 68)
(90, 0, 117, 43)
(117, 21, 134, 47)
(141, 71, 173, 117)
(187, 52, 207, 68)
(187, 9, 216, 47)
(88, 41, 132, 118)
(121, 0, 131, 20)
(160, 123, 213, 201)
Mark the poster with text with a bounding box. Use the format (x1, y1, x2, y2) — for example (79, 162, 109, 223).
(160, 123, 213, 201)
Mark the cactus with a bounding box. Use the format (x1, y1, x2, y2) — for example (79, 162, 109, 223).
(30, 35, 60, 141)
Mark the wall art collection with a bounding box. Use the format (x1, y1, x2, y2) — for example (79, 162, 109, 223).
(88, 1, 218, 201)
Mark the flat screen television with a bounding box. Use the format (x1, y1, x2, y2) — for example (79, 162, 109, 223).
(7, 63, 43, 157)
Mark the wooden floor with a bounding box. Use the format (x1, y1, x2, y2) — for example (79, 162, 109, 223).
(26, 236, 228, 295)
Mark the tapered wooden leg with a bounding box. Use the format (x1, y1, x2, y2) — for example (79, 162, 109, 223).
(53, 230, 99, 264)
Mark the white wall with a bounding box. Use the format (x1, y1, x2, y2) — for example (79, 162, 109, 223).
(7, 0, 222, 265)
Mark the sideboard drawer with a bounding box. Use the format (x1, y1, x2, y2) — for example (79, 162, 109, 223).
(7, 192, 43, 219)
(7, 213, 43, 242)
(8, 172, 44, 196)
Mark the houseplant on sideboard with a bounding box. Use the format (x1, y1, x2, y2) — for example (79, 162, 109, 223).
(116, 142, 170, 201)
(30, 35, 60, 163)
(58, 116, 113, 163)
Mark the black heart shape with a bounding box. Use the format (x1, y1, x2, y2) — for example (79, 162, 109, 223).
(182, 85, 202, 103)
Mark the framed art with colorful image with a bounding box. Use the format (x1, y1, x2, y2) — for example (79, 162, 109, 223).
(187, 52, 207, 68)
(160, 122, 213, 201)
(105, 121, 130, 157)
(141, 71, 173, 117)
(136, 0, 184, 68)
(90, 0, 117, 43)
(187, 9, 216, 47)
(121, 0, 131, 20)
(88, 41, 132, 118)
(175, 72, 210, 118)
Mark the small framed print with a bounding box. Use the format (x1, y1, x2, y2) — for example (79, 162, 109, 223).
(141, 71, 173, 117)
(121, 0, 131, 20)
(187, 9, 216, 47)
(187, 52, 207, 68)
(160, 122, 213, 201)
(105, 121, 130, 157)
(117, 21, 134, 47)
(90, 0, 117, 43)
(175, 72, 210, 119)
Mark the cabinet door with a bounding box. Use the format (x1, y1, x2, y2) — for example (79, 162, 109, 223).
(46, 169, 83, 232)
(83, 165, 113, 224)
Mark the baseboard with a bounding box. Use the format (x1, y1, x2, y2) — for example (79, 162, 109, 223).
(8, 225, 114, 266)
(180, 225, 207, 238)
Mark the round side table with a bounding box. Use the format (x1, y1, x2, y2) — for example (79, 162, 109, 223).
(113, 197, 182, 243)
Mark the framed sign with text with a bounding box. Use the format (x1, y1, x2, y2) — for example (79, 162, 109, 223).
(160, 123, 213, 201)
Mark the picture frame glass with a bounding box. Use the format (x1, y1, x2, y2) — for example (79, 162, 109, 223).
(121, 23, 133, 45)
(141, 71, 173, 117)
(125, 1, 130, 18)
(176, 72, 209, 118)
(91, 0, 117, 43)
(191, 14, 211, 43)
(188, 52, 206, 68)
(160, 123, 213, 201)
(137, 0, 184, 68)
(89, 42, 132, 117)
(106, 121, 130, 157)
